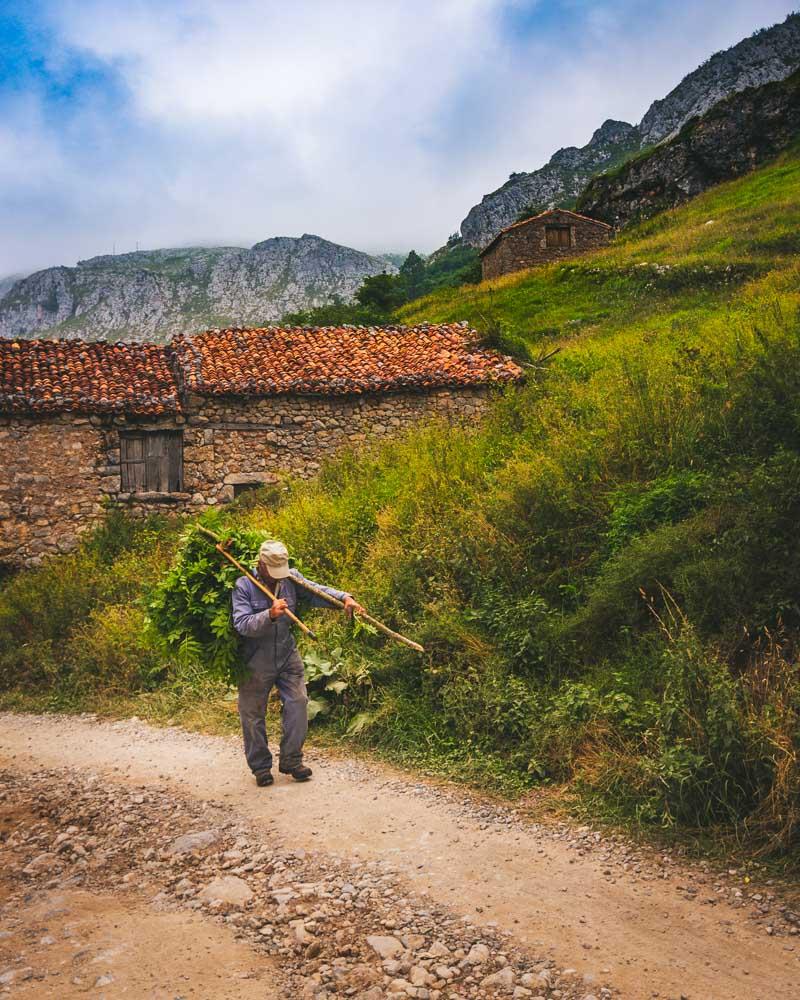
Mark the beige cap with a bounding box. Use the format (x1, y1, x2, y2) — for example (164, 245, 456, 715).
(258, 539, 291, 579)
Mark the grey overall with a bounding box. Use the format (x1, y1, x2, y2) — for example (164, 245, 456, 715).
(231, 569, 350, 775)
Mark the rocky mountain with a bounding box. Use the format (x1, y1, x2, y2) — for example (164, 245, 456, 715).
(638, 15, 800, 145)
(0, 235, 396, 343)
(0, 275, 23, 300)
(578, 69, 800, 229)
(459, 120, 640, 248)
(460, 13, 800, 248)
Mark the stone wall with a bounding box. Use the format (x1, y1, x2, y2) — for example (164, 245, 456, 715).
(0, 412, 189, 566)
(1, 387, 491, 566)
(180, 388, 489, 503)
(480, 210, 612, 280)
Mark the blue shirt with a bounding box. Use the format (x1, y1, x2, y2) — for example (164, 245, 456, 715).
(231, 568, 350, 672)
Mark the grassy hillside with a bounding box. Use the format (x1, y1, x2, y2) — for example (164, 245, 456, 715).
(399, 151, 800, 335)
(3, 151, 800, 859)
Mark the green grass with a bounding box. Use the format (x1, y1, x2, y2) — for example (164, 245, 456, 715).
(398, 152, 800, 335)
(4, 151, 800, 863)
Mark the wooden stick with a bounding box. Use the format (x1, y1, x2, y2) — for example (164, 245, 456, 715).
(289, 575, 425, 654)
(196, 525, 424, 653)
(196, 526, 317, 641)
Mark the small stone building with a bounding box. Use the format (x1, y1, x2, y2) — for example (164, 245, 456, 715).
(0, 324, 522, 566)
(480, 209, 613, 280)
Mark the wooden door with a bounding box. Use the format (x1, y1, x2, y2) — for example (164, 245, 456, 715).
(120, 431, 183, 493)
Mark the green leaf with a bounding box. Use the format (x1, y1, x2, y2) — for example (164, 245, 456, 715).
(353, 617, 378, 638)
(346, 711, 373, 735)
(307, 697, 330, 721)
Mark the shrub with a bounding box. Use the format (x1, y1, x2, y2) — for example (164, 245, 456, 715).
(0, 511, 180, 691)
(647, 623, 753, 826)
(606, 471, 712, 552)
(571, 616, 800, 851)
(148, 519, 266, 683)
(65, 604, 169, 695)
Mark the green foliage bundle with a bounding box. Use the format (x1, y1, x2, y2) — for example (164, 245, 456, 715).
(303, 646, 368, 721)
(148, 519, 266, 683)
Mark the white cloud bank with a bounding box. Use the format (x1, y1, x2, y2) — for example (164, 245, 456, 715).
(0, 0, 797, 274)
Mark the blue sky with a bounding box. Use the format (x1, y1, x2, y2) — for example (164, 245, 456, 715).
(0, 0, 797, 275)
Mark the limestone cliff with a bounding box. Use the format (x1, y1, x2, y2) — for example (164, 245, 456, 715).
(459, 120, 639, 248)
(577, 70, 800, 228)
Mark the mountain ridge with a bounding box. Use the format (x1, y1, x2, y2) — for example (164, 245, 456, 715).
(459, 13, 800, 248)
(577, 68, 800, 228)
(0, 235, 396, 344)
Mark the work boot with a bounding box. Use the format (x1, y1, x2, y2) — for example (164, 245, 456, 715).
(255, 769, 274, 787)
(279, 763, 313, 782)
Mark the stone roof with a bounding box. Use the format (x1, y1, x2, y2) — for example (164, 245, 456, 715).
(479, 208, 614, 256)
(0, 324, 523, 416)
(172, 324, 523, 397)
(0, 339, 181, 416)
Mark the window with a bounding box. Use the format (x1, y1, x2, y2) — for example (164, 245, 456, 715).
(233, 482, 263, 499)
(545, 225, 571, 248)
(120, 430, 183, 493)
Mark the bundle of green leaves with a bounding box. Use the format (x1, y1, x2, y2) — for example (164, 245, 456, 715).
(147, 517, 358, 719)
(148, 519, 265, 683)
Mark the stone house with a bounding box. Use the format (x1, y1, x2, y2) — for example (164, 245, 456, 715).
(0, 323, 523, 566)
(479, 208, 613, 280)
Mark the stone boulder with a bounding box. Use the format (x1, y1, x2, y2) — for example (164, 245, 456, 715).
(198, 875, 253, 907)
(167, 829, 219, 855)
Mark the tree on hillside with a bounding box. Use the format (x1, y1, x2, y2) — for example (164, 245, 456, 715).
(399, 250, 426, 299)
(281, 244, 480, 328)
(355, 273, 408, 314)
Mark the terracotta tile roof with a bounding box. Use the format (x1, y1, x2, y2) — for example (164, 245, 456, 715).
(0, 339, 180, 416)
(479, 208, 613, 255)
(172, 324, 523, 397)
(0, 324, 522, 416)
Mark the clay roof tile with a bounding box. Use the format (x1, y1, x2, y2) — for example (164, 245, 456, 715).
(1, 323, 524, 416)
(0, 339, 180, 416)
(171, 323, 523, 397)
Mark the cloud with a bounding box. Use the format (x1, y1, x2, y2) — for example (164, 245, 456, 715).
(0, 0, 797, 275)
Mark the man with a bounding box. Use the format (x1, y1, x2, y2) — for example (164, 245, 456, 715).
(231, 539, 361, 787)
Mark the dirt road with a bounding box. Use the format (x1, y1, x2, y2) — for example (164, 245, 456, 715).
(0, 712, 797, 999)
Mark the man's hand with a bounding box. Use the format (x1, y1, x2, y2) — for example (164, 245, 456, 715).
(343, 596, 364, 619)
(269, 598, 289, 620)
